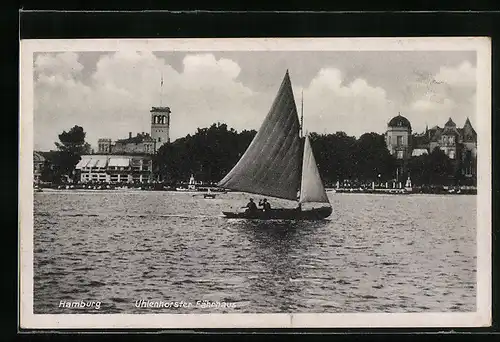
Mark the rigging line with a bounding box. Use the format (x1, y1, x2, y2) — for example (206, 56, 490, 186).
(300, 90, 304, 138)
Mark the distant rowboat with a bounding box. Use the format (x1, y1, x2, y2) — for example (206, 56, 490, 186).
(203, 188, 216, 199)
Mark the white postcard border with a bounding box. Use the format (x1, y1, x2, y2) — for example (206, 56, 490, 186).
(19, 37, 492, 329)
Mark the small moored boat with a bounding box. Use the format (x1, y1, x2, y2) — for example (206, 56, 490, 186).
(203, 189, 216, 199)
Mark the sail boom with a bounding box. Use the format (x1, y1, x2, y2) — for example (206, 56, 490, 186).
(218, 187, 299, 202)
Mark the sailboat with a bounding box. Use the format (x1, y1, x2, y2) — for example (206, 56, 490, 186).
(176, 174, 197, 192)
(217, 70, 332, 220)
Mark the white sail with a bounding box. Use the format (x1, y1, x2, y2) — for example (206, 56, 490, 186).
(299, 135, 330, 204)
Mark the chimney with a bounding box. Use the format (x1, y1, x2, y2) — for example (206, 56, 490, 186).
(129, 132, 132, 139)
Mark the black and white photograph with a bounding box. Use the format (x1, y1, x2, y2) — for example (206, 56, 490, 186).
(19, 38, 491, 329)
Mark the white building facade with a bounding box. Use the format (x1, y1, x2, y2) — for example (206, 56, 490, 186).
(75, 155, 153, 183)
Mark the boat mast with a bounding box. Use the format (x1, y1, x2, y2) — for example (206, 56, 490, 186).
(300, 90, 304, 138)
(298, 89, 304, 204)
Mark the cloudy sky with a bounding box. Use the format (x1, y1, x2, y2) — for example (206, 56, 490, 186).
(33, 50, 477, 151)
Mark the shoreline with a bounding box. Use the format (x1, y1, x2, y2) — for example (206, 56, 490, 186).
(327, 187, 477, 195)
(34, 187, 477, 196)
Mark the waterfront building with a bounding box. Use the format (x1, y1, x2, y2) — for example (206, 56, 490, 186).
(75, 155, 153, 183)
(385, 113, 412, 182)
(33, 151, 59, 183)
(97, 105, 171, 154)
(385, 114, 477, 184)
(422, 117, 477, 180)
(87, 104, 172, 182)
(97, 132, 156, 155)
(97, 138, 112, 154)
(385, 113, 412, 160)
(33, 152, 45, 183)
(114, 132, 155, 154)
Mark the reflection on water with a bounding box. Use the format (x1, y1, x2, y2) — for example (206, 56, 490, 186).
(240, 220, 329, 312)
(33, 191, 477, 314)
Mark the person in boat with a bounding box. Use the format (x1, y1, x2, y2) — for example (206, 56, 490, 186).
(243, 198, 258, 214)
(259, 198, 271, 212)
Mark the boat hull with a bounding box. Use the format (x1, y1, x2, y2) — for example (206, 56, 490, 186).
(222, 207, 332, 220)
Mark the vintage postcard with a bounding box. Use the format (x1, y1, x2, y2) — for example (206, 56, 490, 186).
(19, 37, 491, 329)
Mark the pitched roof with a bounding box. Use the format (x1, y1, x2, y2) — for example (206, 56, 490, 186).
(429, 126, 442, 142)
(150, 106, 171, 113)
(411, 133, 429, 148)
(444, 117, 456, 127)
(33, 151, 46, 162)
(462, 117, 477, 142)
(37, 150, 59, 161)
(116, 133, 155, 144)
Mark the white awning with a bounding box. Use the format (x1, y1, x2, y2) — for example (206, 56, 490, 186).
(75, 157, 92, 169)
(95, 158, 108, 168)
(108, 158, 130, 167)
(412, 148, 429, 157)
(87, 159, 100, 168)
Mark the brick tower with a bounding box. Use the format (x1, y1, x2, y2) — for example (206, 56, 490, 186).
(150, 106, 171, 152)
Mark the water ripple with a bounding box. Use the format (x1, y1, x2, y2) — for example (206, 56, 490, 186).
(33, 191, 476, 314)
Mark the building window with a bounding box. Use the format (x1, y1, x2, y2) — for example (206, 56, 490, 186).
(396, 136, 403, 146)
(158, 137, 161, 142)
(397, 150, 404, 159)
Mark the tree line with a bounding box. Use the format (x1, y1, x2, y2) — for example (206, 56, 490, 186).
(40, 123, 465, 187)
(155, 123, 461, 187)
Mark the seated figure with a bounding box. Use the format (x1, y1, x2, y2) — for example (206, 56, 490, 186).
(243, 198, 258, 214)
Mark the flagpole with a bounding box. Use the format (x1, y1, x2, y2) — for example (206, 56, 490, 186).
(160, 71, 164, 106)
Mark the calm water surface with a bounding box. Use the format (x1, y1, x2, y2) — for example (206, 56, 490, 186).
(33, 191, 476, 314)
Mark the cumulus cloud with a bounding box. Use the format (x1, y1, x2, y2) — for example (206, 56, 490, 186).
(33, 53, 478, 151)
(294, 68, 393, 136)
(34, 51, 258, 151)
(405, 60, 476, 132)
(434, 61, 476, 87)
(35, 52, 83, 80)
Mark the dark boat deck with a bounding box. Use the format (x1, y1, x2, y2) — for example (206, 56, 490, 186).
(222, 207, 332, 220)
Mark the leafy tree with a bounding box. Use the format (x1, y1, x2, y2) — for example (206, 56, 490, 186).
(408, 155, 430, 186)
(408, 147, 453, 186)
(153, 122, 457, 188)
(309, 131, 357, 185)
(353, 132, 396, 182)
(154, 123, 256, 184)
(427, 147, 453, 185)
(460, 149, 476, 186)
(49, 125, 91, 183)
(55, 125, 91, 154)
